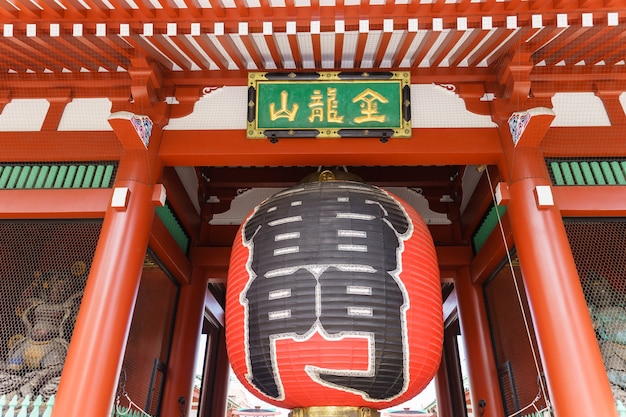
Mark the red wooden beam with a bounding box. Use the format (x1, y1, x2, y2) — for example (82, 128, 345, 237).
(0, 189, 110, 218)
(554, 185, 626, 217)
(0, 131, 122, 162)
(541, 127, 626, 156)
(158, 128, 503, 167)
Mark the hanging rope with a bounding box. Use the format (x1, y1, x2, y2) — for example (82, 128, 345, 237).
(115, 369, 153, 417)
(483, 167, 552, 417)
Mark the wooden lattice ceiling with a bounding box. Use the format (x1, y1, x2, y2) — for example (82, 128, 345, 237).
(0, 1, 624, 94)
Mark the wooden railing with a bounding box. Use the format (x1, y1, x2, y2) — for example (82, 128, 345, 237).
(0, 395, 151, 417)
(521, 401, 626, 417)
(0, 395, 54, 417)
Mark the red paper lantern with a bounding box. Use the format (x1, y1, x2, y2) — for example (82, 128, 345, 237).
(226, 180, 443, 410)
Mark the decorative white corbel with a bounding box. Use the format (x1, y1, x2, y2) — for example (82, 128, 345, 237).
(508, 107, 555, 148)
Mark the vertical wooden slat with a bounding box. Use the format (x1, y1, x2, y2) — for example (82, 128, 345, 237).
(570, 162, 585, 185)
(559, 161, 574, 185)
(6, 166, 22, 189)
(590, 161, 606, 185)
(579, 162, 595, 184)
(63, 165, 78, 188)
(44, 166, 59, 189)
(54, 165, 68, 188)
(93, 165, 105, 187)
(16, 395, 29, 417)
(102, 165, 115, 187)
(0, 166, 11, 189)
(601, 161, 616, 184)
(35, 165, 49, 188)
(29, 396, 43, 417)
(610, 161, 626, 184)
(25, 166, 40, 188)
(15, 166, 31, 188)
(83, 165, 96, 188)
(5, 395, 18, 417)
(73, 165, 87, 188)
(41, 395, 53, 417)
(550, 161, 564, 185)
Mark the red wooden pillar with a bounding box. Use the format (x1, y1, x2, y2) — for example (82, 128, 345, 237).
(53, 173, 155, 416)
(501, 109, 616, 417)
(160, 267, 209, 416)
(211, 327, 230, 417)
(433, 352, 454, 417)
(53, 112, 163, 417)
(454, 267, 504, 417)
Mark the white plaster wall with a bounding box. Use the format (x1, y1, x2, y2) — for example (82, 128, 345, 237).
(0, 99, 49, 131)
(165, 86, 249, 130)
(58, 98, 113, 131)
(551, 92, 611, 127)
(411, 84, 497, 128)
(3, 87, 620, 132)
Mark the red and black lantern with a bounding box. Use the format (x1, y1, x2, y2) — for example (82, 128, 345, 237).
(226, 179, 443, 410)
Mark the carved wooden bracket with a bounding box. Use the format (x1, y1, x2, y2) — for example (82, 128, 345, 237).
(0, 90, 11, 116)
(168, 86, 204, 119)
(110, 56, 203, 125)
(42, 89, 72, 131)
(594, 81, 626, 126)
(489, 49, 555, 124)
(497, 50, 534, 102)
(128, 55, 163, 107)
(456, 83, 492, 116)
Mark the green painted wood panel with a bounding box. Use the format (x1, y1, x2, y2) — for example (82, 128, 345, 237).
(0, 163, 118, 189)
(548, 159, 626, 186)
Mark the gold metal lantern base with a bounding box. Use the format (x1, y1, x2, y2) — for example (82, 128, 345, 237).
(290, 407, 380, 417)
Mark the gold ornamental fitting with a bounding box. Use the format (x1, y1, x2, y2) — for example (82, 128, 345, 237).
(290, 407, 380, 417)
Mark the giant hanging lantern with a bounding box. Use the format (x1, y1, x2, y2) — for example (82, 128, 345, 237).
(225, 173, 443, 411)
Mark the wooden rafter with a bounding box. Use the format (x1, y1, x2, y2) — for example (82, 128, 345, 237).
(446, 29, 489, 67)
(79, 0, 110, 18)
(148, 35, 194, 71)
(409, 31, 443, 69)
(75, 35, 128, 71)
(287, 32, 303, 70)
(263, 33, 285, 70)
(428, 29, 466, 68)
(373, 29, 394, 68)
(533, 25, 593, 65)
(466, 28, 514, 67)
(212, 34, 248, 71)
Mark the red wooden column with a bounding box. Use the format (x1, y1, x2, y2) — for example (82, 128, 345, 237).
(501, 109, 616, 417)
(454, 267, 504, 417)
(53, 112, 164, 417)
(160, 267, 209, 416)
(433, 352, 454, 417)
(210, 327, 230, 417)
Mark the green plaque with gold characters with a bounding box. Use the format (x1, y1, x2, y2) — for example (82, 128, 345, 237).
(247, 72, 412, 139)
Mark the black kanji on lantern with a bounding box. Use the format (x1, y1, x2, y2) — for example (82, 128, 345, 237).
(240, 181, 412, 402)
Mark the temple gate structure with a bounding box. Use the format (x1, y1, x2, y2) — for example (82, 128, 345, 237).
(0, 1, 625, 417)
